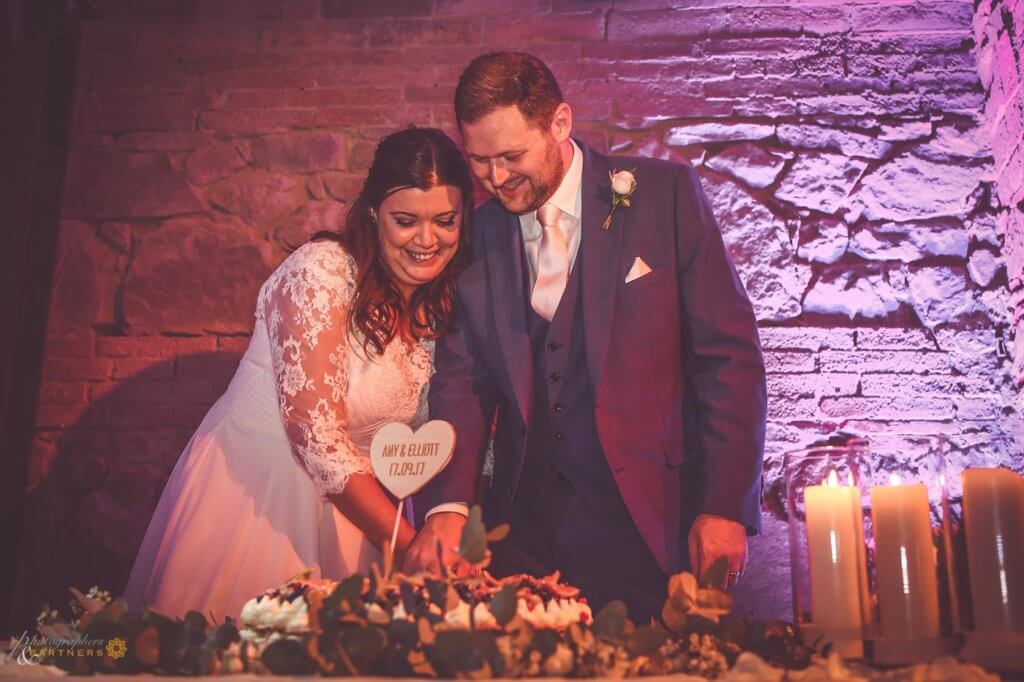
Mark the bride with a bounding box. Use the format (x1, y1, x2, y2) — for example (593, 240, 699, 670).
(124, 127, 473, 622)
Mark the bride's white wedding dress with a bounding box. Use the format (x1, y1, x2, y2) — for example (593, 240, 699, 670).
(124, 240, 432, 623)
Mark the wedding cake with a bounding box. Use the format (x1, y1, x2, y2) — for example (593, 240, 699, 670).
(238, 574, 333, 636)
(238, 569, 592, 641)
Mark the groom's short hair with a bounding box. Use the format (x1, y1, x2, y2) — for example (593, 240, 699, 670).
(455, 52, 563, 130)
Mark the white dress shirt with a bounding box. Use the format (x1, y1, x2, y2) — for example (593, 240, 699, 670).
(426, 140, 585, 521)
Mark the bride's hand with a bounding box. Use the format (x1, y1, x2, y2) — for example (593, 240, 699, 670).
(402, 512, 466, 575)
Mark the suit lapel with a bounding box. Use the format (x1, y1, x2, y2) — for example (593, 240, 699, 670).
(579, 142, 625, 393)
(486, 208, 534, 426)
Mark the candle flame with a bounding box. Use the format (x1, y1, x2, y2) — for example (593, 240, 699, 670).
(889, 473, 901, 486)
(826, 470, 839, 487)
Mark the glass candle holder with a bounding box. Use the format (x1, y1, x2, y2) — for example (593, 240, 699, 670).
(863, 437, 959, 664)
(940, 438, 1024, 672)
(784, 443, 872, 659)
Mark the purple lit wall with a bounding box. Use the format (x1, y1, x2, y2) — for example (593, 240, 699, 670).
(17, 0, 1024, 627)
(976, 0, 1024, 414)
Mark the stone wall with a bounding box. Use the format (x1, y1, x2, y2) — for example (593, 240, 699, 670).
(18, 0, 1023, 627)
(975, 0, 1024, 411)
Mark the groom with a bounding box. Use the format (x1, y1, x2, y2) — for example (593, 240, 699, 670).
(406, 52, 766, 622)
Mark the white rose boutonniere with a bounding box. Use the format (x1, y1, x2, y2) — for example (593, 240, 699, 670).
(603, 168, 637, 230)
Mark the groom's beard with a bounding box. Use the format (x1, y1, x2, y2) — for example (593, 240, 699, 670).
(495, 138, 565, 215)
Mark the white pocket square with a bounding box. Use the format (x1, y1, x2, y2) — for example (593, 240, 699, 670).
(625, 256, 653, 283)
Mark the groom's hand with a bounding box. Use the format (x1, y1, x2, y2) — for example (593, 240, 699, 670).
(402, 512, 466, 576)
(688, 513, 748, 589)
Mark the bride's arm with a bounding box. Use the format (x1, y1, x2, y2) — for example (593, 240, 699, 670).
(327, 476, 415, 559)
(261, 245, 415, 560)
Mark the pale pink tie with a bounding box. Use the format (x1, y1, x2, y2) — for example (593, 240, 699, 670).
(530, 203, 568, 322)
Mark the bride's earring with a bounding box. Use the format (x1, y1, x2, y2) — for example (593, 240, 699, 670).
(368, 208, 379, 224)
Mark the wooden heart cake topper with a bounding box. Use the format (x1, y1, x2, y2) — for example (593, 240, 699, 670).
(369, 420, 456, 500)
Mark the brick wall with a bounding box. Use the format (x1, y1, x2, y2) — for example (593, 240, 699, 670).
(18, 0, 1023, 626)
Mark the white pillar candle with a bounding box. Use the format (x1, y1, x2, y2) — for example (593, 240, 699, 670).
(805, 470, 865, 657)
(962, 467, 1024, 631)
(870, 474, 940, 640)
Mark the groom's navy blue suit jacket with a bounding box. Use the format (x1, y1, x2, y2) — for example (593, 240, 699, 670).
(418, 141, 767, 575)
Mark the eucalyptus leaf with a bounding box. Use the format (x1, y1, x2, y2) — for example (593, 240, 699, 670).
(147, 614, 186, 670)
(434, 631, 500, 677)
(336, 574, 365, 608)
(260, 638, 318, 675)
(700, 555, 730, 589)
(716, 616, 749, 644)
(668, 578, 690, 612)
(592, 600, 628, 639)
(696, 587, 734, 613)
(425, 578, 447, 607)
(485, 524, 510, 543)
(433, 630, 473, 676)
(389, 618, 419, 648)
(532, 628, 560, 657)
(183, 610, 208, 636)
(340, 625, 388, 673)
(417, 616, 437, 646)
(488, 584, 518, 627)
(321, 585, 344, 625)
(436, 538, 448, 578)
(377, 648, 415, 678)
(628, 623, 670, 657)
(459, 506, 488, 564)
(400, 581, 419, 615)
(213, 621, 240, 649)
(180, 615, 208, 650)
(660, 601, 688, 634)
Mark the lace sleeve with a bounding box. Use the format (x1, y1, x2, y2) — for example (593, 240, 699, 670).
(258, 242, 374, 497)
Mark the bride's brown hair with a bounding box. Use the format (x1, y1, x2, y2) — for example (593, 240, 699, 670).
(315, 127, 473, 356)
